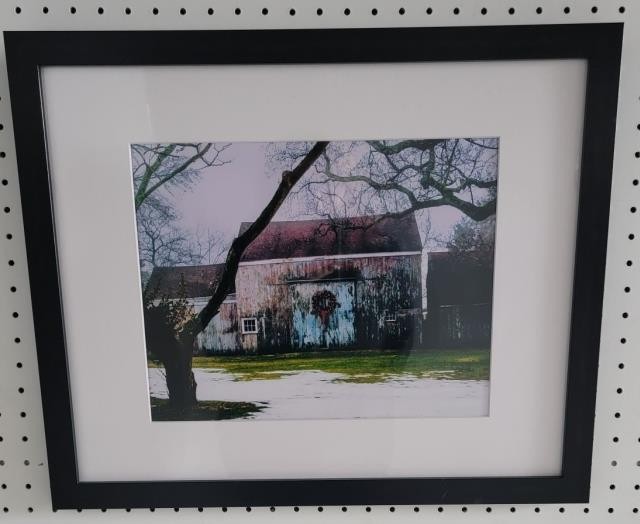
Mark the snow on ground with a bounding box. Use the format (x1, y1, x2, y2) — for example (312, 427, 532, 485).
(148, 368, 489, 420)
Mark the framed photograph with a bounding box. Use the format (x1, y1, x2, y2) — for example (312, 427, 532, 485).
(140, 137, 495, 422)
(4, 24, 622, 509)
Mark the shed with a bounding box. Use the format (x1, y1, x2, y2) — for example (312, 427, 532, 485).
(424, 250, 494, 348)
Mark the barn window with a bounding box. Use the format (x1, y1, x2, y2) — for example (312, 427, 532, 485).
(384, 312, 397, 322)
(241, 318, 258, 334)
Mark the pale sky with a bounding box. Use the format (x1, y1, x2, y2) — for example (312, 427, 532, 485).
(151, 141, 468, 252)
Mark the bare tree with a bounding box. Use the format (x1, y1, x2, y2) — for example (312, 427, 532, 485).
(144, 142, 329, 411)
(193, 228, 229, 265)
(131, 143, 230, 210)
(137, 204, 195, 281)
(137, 204, 229, 286)
(274, 138, 498, 224)
(132, 144, 231, 285)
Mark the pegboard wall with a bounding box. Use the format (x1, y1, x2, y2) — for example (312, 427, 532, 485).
(0, 1, 638, 522)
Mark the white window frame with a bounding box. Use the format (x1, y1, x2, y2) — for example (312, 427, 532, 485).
(384, 311, 397, 323)
(241, 317, 258, 334)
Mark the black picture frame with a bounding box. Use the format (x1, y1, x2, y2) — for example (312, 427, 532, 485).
(4, 24, 622, 509)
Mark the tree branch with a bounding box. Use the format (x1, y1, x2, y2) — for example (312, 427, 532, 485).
(368, 139, 445, 155)
(186, 141, 329, 338)
(136, 143, 213, 209)
(464, 138, 498, 150)
(134, 144, 176, 208)
(316, 155, 496, 223)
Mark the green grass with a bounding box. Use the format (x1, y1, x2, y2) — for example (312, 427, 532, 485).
(149, 349, 490, 383)
(150, 397, 264, 421)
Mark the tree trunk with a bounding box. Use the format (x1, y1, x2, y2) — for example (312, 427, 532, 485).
(144, 308, 197, 412)
(162, 337, 197, 411)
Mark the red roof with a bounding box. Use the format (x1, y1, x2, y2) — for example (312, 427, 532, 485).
(146, 263, 232, 299)
(240, 214, 422, 262)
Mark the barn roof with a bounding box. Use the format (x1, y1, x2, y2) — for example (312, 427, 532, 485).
(239, 214, 422, 262)
(146, 263, 233, 299)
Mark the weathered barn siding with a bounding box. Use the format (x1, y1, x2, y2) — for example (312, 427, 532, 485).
(191, 297, 240, 354)
(235, 254, 422, 353)
(290, 281, 356, 349)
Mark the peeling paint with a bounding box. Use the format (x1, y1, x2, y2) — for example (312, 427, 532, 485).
(291, 281, 356, 349)
(192, 298, 240, 353)
(235, 254, 423, 353)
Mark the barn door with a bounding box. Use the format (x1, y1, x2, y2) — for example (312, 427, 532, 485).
(290, 281, 356, 350)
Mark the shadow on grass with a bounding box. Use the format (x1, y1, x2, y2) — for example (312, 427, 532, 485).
(150, 397, 265, 421)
